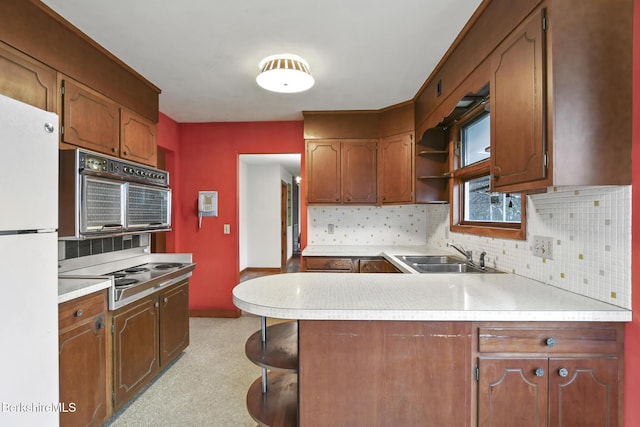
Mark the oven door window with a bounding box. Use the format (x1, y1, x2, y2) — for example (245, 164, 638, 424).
(82, 176, 126, 233)
(127, 184, 171, 229)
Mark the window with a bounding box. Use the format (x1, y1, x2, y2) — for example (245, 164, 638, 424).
(450, 103, 526, 239)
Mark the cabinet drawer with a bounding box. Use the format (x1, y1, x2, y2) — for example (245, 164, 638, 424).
(304, 257, 355, 272)
(478, 327, 618, 354)
(59, 290, 107, 331)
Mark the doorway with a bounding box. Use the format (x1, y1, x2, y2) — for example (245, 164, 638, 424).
(238, 154, 300, 273)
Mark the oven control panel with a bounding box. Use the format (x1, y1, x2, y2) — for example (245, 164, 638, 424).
(77, 150, 169, 187)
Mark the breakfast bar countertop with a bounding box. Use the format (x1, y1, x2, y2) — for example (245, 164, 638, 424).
(233, 263, 632, 323)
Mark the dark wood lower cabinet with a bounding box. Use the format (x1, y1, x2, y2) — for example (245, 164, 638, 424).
(112, 296, 160, 410)
(240, 319, 623, 426)
(476, 322, 623, 427)
(298, 320, 472, 427)
(112, 280, 190, 410)
(159, 281, 190, 367)
(58, 290, 108, 427)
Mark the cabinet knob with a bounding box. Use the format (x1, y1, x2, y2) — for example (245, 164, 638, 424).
(123, 151, 129, 155)
(558, 368, 569, 378)
(44, 123, 55, 133)
(154, 302, 159, 308)
(534, 368, 545, 377)
(546, 337, 556, 347)
(164, 297, 168, 304)
(111, 147, 117, 153)
(75, 309, 83, 317)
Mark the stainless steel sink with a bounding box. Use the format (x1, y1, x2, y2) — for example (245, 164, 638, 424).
(396, 255, 504, 274)
(397, 255, 465, 264)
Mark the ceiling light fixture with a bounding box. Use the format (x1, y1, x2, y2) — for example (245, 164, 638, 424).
(256, 54, 314, 93)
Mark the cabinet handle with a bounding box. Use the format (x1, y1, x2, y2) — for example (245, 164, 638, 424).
(111, 147, 117, 153)
(164, 297, 168, 304)
(546, 337, 556, 347)
(75, 309, 84, 317)
(534, 368, 545, 377)
(558, 368, 569, 378)
(154, 302, 159, 308)
(123, 151, 129, 155)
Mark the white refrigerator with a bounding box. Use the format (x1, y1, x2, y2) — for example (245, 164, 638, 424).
(0, 94, 60, 426)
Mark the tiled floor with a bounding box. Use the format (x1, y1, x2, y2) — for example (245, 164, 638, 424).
(106, 256, 300, 426)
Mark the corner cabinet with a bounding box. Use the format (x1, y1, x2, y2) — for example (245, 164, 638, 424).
(415, 127, 450, 203)
(60, 76, 158, 167)
(112, 280, 189, 410)
(379, 132, 414, 204)
(475, 322, 623, 427)
(58, 290, 108, 427)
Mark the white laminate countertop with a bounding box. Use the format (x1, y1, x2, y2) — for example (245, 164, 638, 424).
(58, 276, 111, 304)
(232, 273, 631, 322)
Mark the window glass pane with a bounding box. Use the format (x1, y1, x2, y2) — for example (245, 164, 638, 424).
(464, 175, 521, 223)
(462, 112, 490, 166)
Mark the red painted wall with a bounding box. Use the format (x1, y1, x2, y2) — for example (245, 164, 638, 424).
(627, 0, 640, 423)
(164, 121, 305, 312)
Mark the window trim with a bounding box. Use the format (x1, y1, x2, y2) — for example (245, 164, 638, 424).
(449, 113, 526, 240)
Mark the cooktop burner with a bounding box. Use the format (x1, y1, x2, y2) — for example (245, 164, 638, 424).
(124, 267, 149, 273)
(115, 278, 139, 288)
(113, 272, 127, 279)
(154, 263, 184, 270)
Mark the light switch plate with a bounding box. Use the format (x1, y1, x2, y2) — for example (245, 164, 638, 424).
(533, 235, 553, 259)
(223, 224, 230, 234)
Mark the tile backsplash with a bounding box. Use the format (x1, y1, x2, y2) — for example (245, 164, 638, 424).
(58, 234, 147, 261)
(307, 186, 631, 309)
(307, 205, 427, 245)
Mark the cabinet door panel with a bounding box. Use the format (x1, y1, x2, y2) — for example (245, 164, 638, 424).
(490, 9, 546, 190)
(342, 139, 377, 204)
(59, 316, 107, 427)
(62, 77, 119, 155)
(120, 108, 157, 167)
(478, 357, 548, 427)
(379, 133, 413, 204)
(548, 358, 619, 427)
(306, 140, 341, 203)
(0, 41, 56, 111)
(113, 297, 159, 409)
(160, 281, 190, 367)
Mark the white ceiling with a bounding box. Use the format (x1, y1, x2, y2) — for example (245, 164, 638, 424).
(40, 0, 482, 123)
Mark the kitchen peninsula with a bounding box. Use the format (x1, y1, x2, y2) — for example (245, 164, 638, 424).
(233, 257, 630, 426)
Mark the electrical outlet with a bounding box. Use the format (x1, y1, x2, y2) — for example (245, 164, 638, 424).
(327, 224, 334, 234)
(533, 235, 553, 259)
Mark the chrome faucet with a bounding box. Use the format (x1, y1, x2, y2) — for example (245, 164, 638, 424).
(479, 251, 487, 269)
(447, 242, 473, 264)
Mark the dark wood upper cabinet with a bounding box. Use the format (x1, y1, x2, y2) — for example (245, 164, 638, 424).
(342, 139, 378, 204)
(61, 77, 120, 156)
(0, 41, 56, 112)
(120, 107, 157, 167)
(306, 140, 341, 204)
(379, 133, 414, 204)
(490, 8, 546, 191)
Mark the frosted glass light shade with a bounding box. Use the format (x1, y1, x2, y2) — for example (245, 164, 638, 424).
(256, 54, 314, 93)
